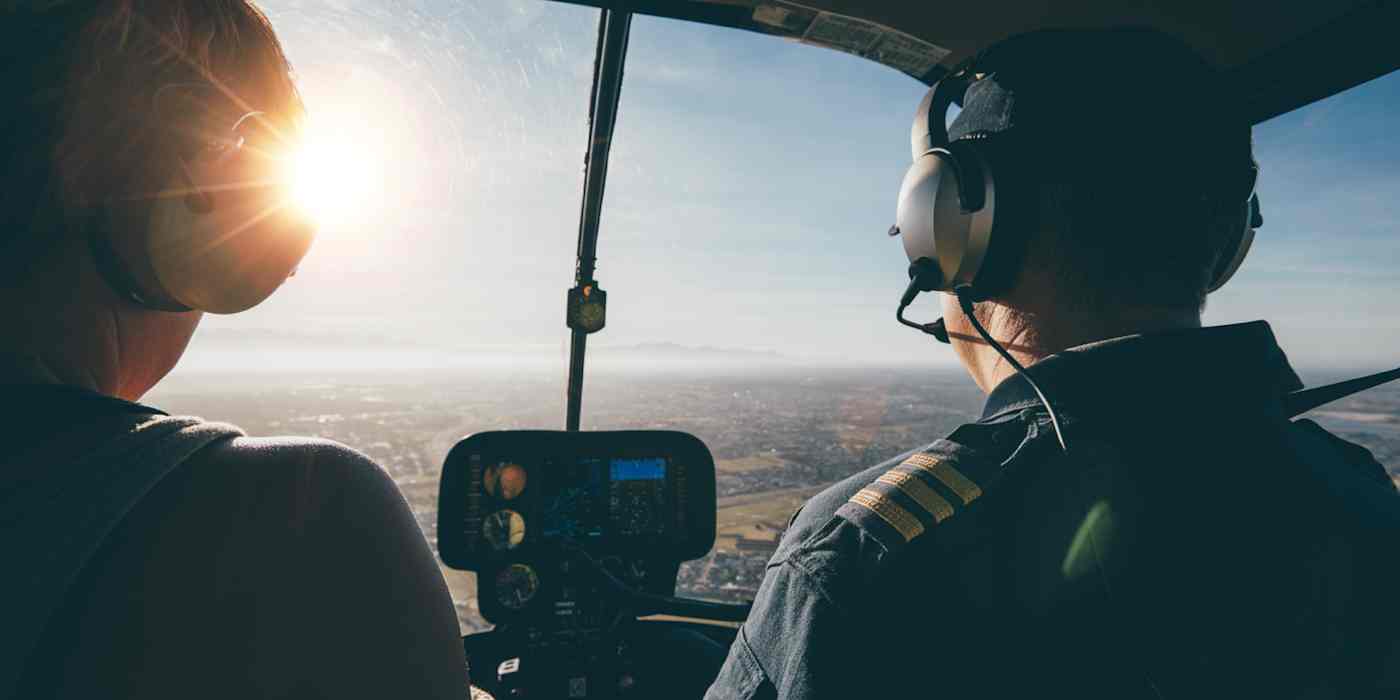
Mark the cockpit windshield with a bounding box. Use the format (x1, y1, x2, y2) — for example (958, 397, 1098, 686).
(189, 0, 599, 371)
(152, 0, 1400, 632)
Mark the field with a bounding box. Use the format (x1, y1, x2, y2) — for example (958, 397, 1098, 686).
(713, 485, 824, 554)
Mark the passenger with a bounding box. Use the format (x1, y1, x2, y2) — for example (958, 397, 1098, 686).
(0, 3, 466, 699)
(707, 29, 1400, 699)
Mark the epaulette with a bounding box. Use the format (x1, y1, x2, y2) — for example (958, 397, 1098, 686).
(834, 441, 1001, 552)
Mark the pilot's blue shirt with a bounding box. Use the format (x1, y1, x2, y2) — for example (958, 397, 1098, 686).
(705, 322, 1400, 699)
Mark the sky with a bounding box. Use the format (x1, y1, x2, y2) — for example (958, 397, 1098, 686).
(178, 0, 1400, 375)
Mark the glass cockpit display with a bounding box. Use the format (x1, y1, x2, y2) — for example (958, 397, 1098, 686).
(537, 457, 608, 541)
(438, 431, 716, 571)
(608, 458, 669, 537)
(481, 456, 671, 547)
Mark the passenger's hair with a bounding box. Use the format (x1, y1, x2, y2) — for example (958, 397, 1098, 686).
(0, 0, 302, 274)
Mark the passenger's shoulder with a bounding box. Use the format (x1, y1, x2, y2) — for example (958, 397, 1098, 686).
(173, 434, 418, 563)
(189, 433, 396, 500)
(192, 433, 381, 475)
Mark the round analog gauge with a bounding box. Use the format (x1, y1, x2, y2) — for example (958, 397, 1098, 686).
(578, 302, 605, 331)
(483, 462, 527, 500)
(482, 509, 526, 551)
(495, 563, 540, 611)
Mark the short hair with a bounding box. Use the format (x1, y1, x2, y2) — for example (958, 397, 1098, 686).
(951, 28, 1254, 313)
(1026, 172, 1247, 312)
(967, 131, 1249, 313)
(0, 1, 302, 273)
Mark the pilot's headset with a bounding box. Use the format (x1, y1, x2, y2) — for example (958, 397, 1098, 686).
(892, 57, 1264, 343)
(87, 84, 315, 314)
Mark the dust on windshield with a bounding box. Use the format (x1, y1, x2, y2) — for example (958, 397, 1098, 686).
(152, 1, 1400, 632)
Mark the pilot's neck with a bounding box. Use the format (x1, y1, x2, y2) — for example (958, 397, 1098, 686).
(957, 301, 1202, 393)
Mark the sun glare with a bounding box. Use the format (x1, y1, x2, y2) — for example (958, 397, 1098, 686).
(286, 114, 382, 231)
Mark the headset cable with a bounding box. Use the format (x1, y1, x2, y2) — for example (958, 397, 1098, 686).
(954, 286, 1069, 453)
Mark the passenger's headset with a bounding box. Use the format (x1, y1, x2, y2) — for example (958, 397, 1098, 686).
(87, 99, 314, 314)
(890, 68, 1264, 452)
(891, 69, 1264, 343)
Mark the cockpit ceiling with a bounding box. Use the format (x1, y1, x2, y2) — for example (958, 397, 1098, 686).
(556, 0, 1400, 123)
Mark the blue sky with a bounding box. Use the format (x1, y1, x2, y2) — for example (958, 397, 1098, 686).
(183, 0, 1399, 374)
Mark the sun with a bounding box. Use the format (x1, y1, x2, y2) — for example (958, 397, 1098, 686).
(285, 113, 382, 231)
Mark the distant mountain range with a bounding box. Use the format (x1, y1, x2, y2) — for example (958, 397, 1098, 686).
(592, 342, 785, 362)
(192, 327, 787, 363)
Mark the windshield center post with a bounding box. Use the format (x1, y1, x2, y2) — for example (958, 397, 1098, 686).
(566, 8, 633, 432)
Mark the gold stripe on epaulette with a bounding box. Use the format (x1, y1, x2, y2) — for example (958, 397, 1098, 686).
(877, 471, 954, 523)
(903, 453, 984, 505)
(850, 488, 924, 541)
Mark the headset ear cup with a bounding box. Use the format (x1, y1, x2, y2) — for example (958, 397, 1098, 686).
(895, 143, 1001, 296)
(897, 152, 959, 290)
(1206, 197, 1256, 293)
(143, 137, 316, 314)
(146, 174, 315, 314)
(956, 143, 1021, 301)
(943, 141, 1011, 299)
(86, 199, 193, 311)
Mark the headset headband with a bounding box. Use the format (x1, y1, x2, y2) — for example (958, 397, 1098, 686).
(910, 70, 969, 159)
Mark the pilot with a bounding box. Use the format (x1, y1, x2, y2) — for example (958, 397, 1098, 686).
(706, 28, 1400, 699)
(0, 3, 466, 699)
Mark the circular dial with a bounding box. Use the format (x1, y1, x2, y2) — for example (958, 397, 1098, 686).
(484, 462, 527, 500)
(577, 302, 605, 331)
(494, 563, 540, 611)
(483, 509, 526, 551)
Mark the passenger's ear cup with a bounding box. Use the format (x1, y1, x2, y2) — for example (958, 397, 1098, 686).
(85, 107, 317, 315)
(145, 156, 314, 314)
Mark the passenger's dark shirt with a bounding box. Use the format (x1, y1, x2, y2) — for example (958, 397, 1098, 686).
(706, 321, 1400, 699)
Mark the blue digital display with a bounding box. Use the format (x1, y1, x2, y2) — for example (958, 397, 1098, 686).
(610, 457, 666, 481)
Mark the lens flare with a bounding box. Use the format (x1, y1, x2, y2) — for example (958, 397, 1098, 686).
(286, 120, 380, 230)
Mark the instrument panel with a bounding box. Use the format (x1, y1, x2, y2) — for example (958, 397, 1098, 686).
(438, 431, 716, 570)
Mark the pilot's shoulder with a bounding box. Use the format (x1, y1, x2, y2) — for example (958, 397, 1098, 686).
(1290, 419, 1396, 489)
(1287, 420, 1400, 531)
(777, 438, 1002, 567)
(781, 462, 892, 548)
